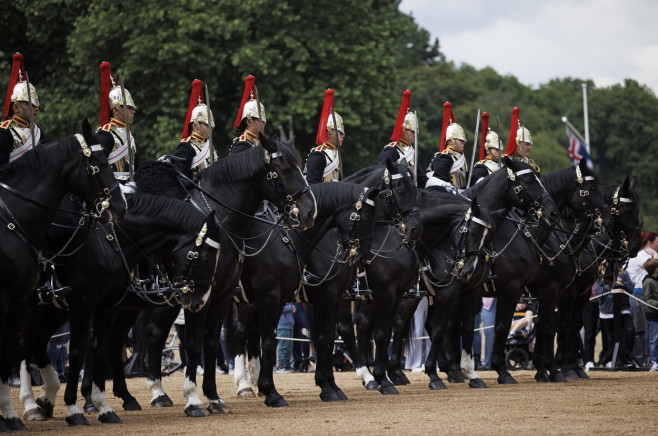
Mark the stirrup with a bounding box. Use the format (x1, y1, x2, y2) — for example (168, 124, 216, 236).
(36, 283, 73, 306)
(343, 287, 373, 300)
(404, 288, 429, 298)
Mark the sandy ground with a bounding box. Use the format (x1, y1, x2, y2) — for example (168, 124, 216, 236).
(11, 367, 658, 435)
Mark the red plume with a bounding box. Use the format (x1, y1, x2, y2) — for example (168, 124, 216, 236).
(182, 79, 204, 138)
(479, 112, 489, 160)
(316, 89, 334, 145)
(390, 90, 412, 142)
(234, 75, 256, 129)
(439, 102, 456, 152)
(99, 61, 113, 126)
(3, 53, 25, 120)
(504, 107, 520, 156)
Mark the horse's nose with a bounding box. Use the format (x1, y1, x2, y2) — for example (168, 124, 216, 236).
(547, 210, 559, 226)
(409, 226, 422, 241)
(304, 209, 315, 228)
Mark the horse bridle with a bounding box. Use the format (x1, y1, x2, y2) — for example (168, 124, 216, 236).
(336, 187, 376, 264)
(170, 222, 221, 297)
(382, 168, 419, 236)
(263, 147, 311, 228)
(73, 133, 119, 218)
(452, 206, 493, 275)
(506, 167, 549, 220)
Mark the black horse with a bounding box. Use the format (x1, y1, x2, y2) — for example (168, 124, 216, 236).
(0, 120, 126, 431)
(486, 160, 610, 384)
(128, 135, 317, 417)
(230, 181, 381, 407)
(554, 177, 641, 377)
(16, 193, 220, 426)
(339, 157, 558, 391)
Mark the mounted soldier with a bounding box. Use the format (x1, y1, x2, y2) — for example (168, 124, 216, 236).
(425, 101, 468, 194)
(98, 61, 139, 182)
(304, 89, 344, 184)
(1, 53, 46, 165)
(172, 79, 217, 180)
(472, 112, 503, 184)
(378, 90, 416, 174)
(503, 107, 540, 174)
(230, 75, 266, 155)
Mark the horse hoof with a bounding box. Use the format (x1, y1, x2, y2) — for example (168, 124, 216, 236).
(151, 394, 174, 407)
(264, 394, 289, 408)
(0, 418, 7, 433)
(561, 368, 578, 379)
(319, 390, 341, 402)
(237, 387, 256, 398)
(66, 413, 90, 426)
(184, 405, 206, 417)
(123, 398, 142, 411)
(575, 368, 589, 379)
(336, 389, 348, 401)
(447, 372, 466, 383)
(497, 374, 517, 384)
(3, 417, 27, 431)
(378, 384, 399, 395)
(364, 381, 379, 391)
(389, 372, 410, 386)
(535, 373, 550, 383)
(468, 378, 487, 388)
(207, 401, 229, 414)
(24, 408, 48, 421)
(35, 397, 54, 418)
(83, 399, 98, 413)
(428, 379, 447, 390)
(98, 411, 122, 424)
(549, 372, 567, 383)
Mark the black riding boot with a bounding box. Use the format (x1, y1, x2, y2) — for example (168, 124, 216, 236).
(36, 269, 72, 306)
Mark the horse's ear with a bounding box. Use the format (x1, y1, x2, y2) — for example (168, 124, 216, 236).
(628, 176, 636, 192)
(72, 121, 81, 134)
(377, 189, 391, 199)
(385, 158, 397, 174)
(206, 211, 218, 234)
(259, 132, 277, 153)
(502, 156, 514, 170)
(367, 188, 381, 201)
(82, 118, 92, 141)
(470, 197, 480, 215)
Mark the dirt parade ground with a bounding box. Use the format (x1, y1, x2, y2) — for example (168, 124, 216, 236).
(12, 368, 658, 435)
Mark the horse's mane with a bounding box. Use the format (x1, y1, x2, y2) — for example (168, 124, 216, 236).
(311, 182, 362, 211)
(135, 161, 187, 198)
(542, 165, 602, 198)
(199, 142, 302, 185)
(0, 136, 77, 178)
(125, 193, 206, 234)
(420, 189, 470, 223)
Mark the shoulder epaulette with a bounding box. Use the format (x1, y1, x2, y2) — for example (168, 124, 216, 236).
(239, 134, 247, 142)
(101, 123, 112, 132)
(386, 141, 398, 148)
(0, 120, 11, 129)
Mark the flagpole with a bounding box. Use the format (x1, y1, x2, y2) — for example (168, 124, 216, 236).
(582, 83, 590, 154)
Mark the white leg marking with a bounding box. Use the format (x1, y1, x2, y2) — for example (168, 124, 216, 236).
(248, 356, 260, 393)
(91, 382, 114, 416)
(0, 380, 19, 419)
(19, 360, 38, 415)
(182, 376, 203, 408)
(147, 378, 166, 402)
(39, 364, 61, 406)
(356, 366, 375, 385)
(461, 349, 478, 379)
(233, 354, 252, 394)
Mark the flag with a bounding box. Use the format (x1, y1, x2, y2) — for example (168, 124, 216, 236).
(566, 126, 593, 169)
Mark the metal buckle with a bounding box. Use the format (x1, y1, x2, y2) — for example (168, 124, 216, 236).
(187, 251, 199, 260)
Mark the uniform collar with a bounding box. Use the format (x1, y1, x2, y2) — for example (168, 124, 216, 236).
(321, 142, 337, 150)
(446, 145, 461, 154)
(110, 118, 126, 128)
(396, 138, 410, 147)
(189, 132, 206, 142)
(486, 156, 499, 163)
(244, 130, 258, 144)
(10, 115, 29, 128)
